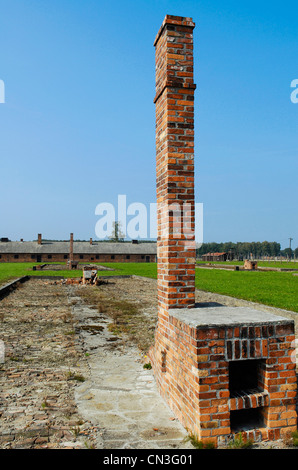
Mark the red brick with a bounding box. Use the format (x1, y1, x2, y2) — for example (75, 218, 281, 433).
(150, 14, 297, 449)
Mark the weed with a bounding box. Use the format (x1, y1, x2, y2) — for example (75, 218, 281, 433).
(204, 441, 215, 449)
(67, 371, 86, 382)
(108, 323, 122, 336)
(41, 397, 48, 409)
(84, 440, 96, 449)
(184, 433, 213, 449)
(228, 433, 253, 449)
(143, 362, 152, 370)
(72, 426, 81, 437)
(292, 431, 298, 446)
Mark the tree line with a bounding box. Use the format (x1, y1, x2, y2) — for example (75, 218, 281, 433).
(197, 241, 298, 259)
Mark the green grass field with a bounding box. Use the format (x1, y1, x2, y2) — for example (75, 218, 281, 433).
(195, 268, 298, 313)
(0, 262, 82, 285)
(0, 262, 38, 284)
(0, 262, 297, 313)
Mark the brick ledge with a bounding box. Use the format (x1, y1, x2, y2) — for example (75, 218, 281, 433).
(229, 389, 269, 411)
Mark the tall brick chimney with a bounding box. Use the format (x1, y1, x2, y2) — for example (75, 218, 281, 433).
(69, 233, 74, 265)
(149, 16, 297, 448)
(37, 233, 42, 245)
(154, 15, 196, 311)
(90, 238, 93, 245)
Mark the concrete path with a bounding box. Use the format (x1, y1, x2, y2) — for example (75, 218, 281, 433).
(67, 286, 194, 450)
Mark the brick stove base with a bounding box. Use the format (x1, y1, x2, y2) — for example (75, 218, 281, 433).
(149, 306, 297, 447)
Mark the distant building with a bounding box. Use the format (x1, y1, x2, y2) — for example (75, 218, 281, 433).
(202, 252, 228, 262)
(0, 234, 157, 263)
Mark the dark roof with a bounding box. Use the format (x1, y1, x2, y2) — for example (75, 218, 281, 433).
(0, 241, 157, 255)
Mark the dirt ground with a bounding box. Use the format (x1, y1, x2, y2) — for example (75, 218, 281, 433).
(0, 279, 99, 449)
(0, 276, 297, 449)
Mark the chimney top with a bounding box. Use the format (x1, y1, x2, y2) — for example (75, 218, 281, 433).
(154, 15, 195, 47)
(38, 234, 42, 245)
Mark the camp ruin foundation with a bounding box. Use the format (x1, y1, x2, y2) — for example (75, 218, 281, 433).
(148, 15, 297, 447)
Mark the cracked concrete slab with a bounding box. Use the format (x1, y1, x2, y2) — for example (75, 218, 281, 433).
(68, 286, 193, 450)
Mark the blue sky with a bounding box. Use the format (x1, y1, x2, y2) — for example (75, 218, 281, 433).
(0, 0, 297, 248)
